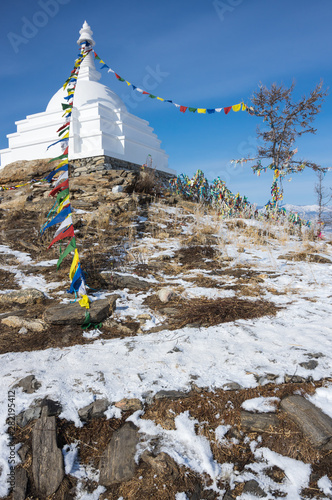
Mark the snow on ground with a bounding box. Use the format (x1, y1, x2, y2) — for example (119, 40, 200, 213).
(0, 205, 332, 496)
(241, 397, 280, 413)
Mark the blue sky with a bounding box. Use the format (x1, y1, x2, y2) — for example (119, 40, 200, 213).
(1, 0, 331, 205)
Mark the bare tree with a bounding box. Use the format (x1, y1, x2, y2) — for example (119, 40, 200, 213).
(249, 81, 328, 207)
(315, 170, 331, 224)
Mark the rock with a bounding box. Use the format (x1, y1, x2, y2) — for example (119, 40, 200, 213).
(99, 422, 139, 485)
(157, 287, 175, 303)
(78, 399, 109, 421)
(240, 411, 279, 432)
(243, 479, 267, 497)
(18, 443, 30, 462)
(112, 185, 123, 193)
(154, 390, 190, 401)
(13, 375, 41, 394)
(32, 407, 65, 496)
(114, 398, 143, 412)
(13, 467, 28, 500)
(110, 273, 151, 291)
(281, 395, 332, 450)
(18, 327, 28, 334)
(0, 159, 55, 184)
(299, 360, 318, 370)
(223, 382, 243, 391)
(43, 296, 118, 325)
(141, 451, 179, 478)
(16, 398, 62, 428)
(284, 374, 307, 383)
(1, 316, 46, 332)
(0, 288, 45, 306)
(305, 352, 324, 359)
(137, 313, 151, 321)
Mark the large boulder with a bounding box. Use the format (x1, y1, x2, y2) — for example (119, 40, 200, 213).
(99, 422, 139, 485)
(0, 159, 57, 185)
(32, 407, 65, 496)
(43, 296, 118, 325)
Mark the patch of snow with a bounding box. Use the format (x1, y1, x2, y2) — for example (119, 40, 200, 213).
(241, 397, 279, 413)
(307, 384, 332, 419)
(317, 475, 332, 496)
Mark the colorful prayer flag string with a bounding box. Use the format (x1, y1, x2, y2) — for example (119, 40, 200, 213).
(93, 51, 251, 116)
(41, 42, 92, 309)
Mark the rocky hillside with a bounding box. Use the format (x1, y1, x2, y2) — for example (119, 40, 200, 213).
(0, 159, 332, 500)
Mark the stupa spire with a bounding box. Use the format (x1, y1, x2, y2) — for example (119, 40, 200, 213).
(76, 21, 101, 82)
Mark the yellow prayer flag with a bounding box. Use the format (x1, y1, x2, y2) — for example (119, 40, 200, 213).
(197, 109, 206, 114)
(79, 294, 90, 309)
(62, 132, 69, 139)
(57, 195, 70, 213)
(242, 102, 246, 111)
(69, 249, 79, 281)
(126, 81, 131, 86)
(232, 103, 241, 112)
(157, 97, 164, 101)
(56, 159, 68, 169)
(99, 60, 105, 64)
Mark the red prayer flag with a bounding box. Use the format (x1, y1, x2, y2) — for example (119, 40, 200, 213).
(180, 106, 188, 113)
(63, 147, 69, 155)
(224, 106, 232, 115)
(142, 91, 149, 95)
(56, 122, 70, 133)
(49, 180, 69, 197)
(48, 225, 74, 249)
(115, 73, 121, 80)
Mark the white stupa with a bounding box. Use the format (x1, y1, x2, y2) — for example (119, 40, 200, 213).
(0, 21, 172, 174)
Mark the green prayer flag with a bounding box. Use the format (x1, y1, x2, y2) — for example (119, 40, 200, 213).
(149, 94, 156, 99)
(48, 153, 68, 163)
(189, 107, 197, 113)
(58, 126, 70, 137)
(57, 237, 76, 270)
(56, 188, 69, 205)
(62, 103, 72, 110)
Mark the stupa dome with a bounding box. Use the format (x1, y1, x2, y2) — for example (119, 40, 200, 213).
(0, 21, 171, 174)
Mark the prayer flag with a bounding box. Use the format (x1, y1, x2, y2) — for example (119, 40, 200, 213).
(69, 249, 80, 281)
(57, 237, 76, 270)
(224, 106, 232, 115)
(48, 224, 74, 249)
(197, 109, 206, 114)
(180, 106, 188, 113)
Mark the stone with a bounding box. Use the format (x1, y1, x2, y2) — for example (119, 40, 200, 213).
(0, 288, 45, 306)
(13, 467, 28, 500)
(141, 451, 179, 478)
(240, 411, 279, 432)
(110, 273, 151, 291)
(13, 375, 41, 394)
(243, 479, 267, 497)
(78, 399, 109, 421)
(157, 287, 176, 303)
(99, 422, 139, 485)
(223, 382, 243, 391)
(18, 327, 28, 334)
(154, 390, 190, 401)
(114, 398, 143, 412)
(43, 296, 118, 325)
(16, 398, 62, 428)
(299, 360, 318, 370)
(281, 395, 332, 450)
(18, 443, 30, 463)
(284, 374, 307, 383)
(1, 316, 46, 332)
(0, 159, 53, 184)
(32, 407, 65, 497)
